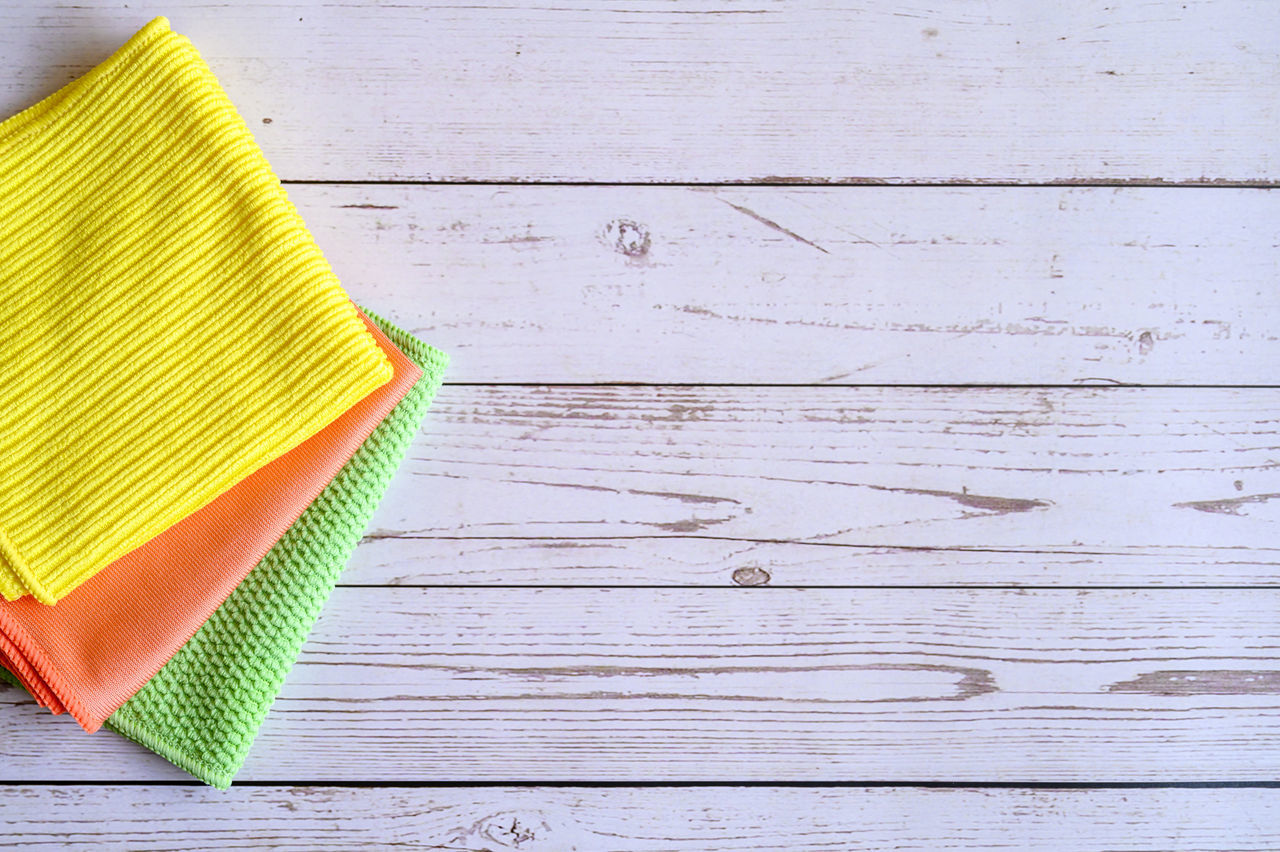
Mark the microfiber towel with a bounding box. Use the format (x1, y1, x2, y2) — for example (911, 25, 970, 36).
(0, 310, 421, 733)
(0, 16, 392, 604)
(105, 312, 447, 788)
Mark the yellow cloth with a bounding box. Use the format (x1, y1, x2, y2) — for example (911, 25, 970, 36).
(0, 17, 393, 604)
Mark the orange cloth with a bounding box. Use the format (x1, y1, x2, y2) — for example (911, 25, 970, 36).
(0, 309, 422, 733)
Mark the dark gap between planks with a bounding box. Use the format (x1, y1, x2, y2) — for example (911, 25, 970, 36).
(281, 180, 1280, 189)
(6, 780, 1280, 788)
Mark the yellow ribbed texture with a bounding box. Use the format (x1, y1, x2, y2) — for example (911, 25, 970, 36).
(0, 17, 393, 604)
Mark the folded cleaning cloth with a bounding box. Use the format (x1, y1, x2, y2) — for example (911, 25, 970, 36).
(0, 15, 392, 604)
(0, 310, 421, 733)
(103, 312, 447, 788)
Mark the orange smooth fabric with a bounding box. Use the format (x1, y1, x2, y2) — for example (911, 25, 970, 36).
(0, 309, 422, 732)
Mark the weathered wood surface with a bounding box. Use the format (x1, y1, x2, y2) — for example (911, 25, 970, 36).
(1, 785, 1275, 851)
(292, 184, 1280, 384)
(1, 2, 1275, 184)
(1, 1, 1276, 847)
(342, 384, 1280, 583)
(0, 587, 1276, 781)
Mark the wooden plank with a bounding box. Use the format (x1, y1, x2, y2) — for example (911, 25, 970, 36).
(344, 384, 1280, 583)
(0, 785, 1275, 851)
(0, 587, 1277, 781)
(0, 2, 1274, 183)
(288, 184, 1280, 384)
(346, 536, 1280, 588)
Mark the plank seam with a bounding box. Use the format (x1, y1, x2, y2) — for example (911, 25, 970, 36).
(6, 780, 1280, 789)
(436, 382, 1280, 390)
(280, 180, 1280, 189)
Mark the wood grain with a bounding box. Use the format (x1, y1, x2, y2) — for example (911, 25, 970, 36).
(0, 785, 1275, 851)
(284, 184, 1280, 383)
(346, 535, 1280, 588)
(0, 2, 1274, 183)
(343, 384, 1280, 583)
(0, 8, 1274, 848)
(0, 587, 1276, 781)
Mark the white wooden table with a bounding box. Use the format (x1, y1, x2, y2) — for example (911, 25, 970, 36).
(1, 2, 1278, 848)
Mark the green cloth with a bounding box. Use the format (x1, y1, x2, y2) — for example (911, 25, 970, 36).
(102, 311, 447, 787)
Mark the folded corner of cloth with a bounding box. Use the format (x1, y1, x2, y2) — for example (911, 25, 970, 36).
(0, 307, 424, 735)
(0, 16, 396, 604)
(106, 312, 449, 788)
(0, 311, 447, 787)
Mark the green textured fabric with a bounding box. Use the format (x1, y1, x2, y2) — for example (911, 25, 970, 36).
(102, 311, 447, 788)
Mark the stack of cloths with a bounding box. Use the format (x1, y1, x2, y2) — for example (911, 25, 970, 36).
(0, 17, 447, 787)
